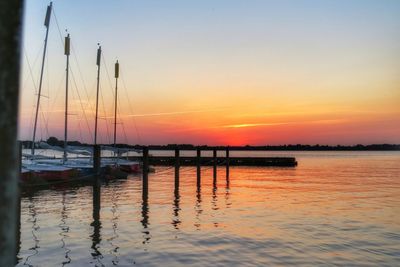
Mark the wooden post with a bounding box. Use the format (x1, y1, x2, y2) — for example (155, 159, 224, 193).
(196, 147, 201, 188)
(213, 148, 217, 185)
(142, 147, 149, 194)
(0, 0, 24, 265)
(93, 145, 101, 176)
(175, 148, 180, 189)
(226, 146, 230, 180)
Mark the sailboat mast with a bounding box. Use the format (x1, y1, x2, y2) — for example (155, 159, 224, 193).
(114, 60, 119, 148)
(63, 33, 70, 163)
(94, 45, 101, 145)
(31, 2, 52, 156)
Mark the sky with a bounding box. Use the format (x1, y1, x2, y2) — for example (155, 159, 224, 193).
(19, 0, 400, 145)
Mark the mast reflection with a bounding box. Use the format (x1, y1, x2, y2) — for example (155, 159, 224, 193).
(60, 192, 71, 266)
(194, 186, 202, 229)
(212, 182, 219, 228)
(24, 195, 39, 266)
(110, 186, 119, 265)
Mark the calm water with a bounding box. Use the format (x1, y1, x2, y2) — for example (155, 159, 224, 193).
(17, 151, 400, 266)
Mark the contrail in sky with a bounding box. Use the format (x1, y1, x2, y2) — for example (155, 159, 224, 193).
(124, 108, 229, 118)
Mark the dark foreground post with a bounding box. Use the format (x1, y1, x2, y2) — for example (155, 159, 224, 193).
(93, 145, 101, 176)
(16, 143, 22, 264)
(142, 147, 149, 195)
(196, 147, 201, 188)
(213, 148, 217, 185)
(19, 141, 22, 173)
(0, 1, 24, 266)
(175, 148, 180, 189)
(226, 146, 230, 180)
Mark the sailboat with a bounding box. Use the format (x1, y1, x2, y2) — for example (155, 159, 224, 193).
(22, 2, 141, 182)
(22, 2, 78, 181)
(32, 39, 101, 177)
(106, 60, 141, 174)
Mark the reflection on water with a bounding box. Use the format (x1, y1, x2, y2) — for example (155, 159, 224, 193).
(141, 186, 150, 245)
(90, 180, 102, 263)
(59, 193, 71, 266)
(25, 196, 39, 266)
(172, 185, 181, 230)
(16, 152, 400, 266)
(194, 187, 202, 230)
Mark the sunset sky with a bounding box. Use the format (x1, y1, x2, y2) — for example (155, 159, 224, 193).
(19, 0, 400, 145)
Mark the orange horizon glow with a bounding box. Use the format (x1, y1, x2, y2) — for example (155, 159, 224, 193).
(19, 1, 400, 145)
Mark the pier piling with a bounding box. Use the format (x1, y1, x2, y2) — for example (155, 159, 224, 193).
(226, 147, 230, 180)
(196, 147, 201, 188)
(175, 148, 180, 188)
(93, 145, 101, 176)
(142, 147, 149, 194)
(213, 148, 217, 185)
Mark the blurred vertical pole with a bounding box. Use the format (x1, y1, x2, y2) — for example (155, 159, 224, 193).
(0, 0, 24, 266)
(196, 147, 201, 189)
(16, 142, 22, 264)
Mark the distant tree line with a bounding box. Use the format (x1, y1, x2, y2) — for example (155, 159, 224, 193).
(20, 137, 400, 151)
(139, 144, 400, 151)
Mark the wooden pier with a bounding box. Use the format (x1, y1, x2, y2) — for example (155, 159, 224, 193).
(128, 155, 297, 167)
(129, 146, 297, 167)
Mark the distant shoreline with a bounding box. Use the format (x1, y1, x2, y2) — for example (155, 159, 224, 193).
(20, 138, 400, 151)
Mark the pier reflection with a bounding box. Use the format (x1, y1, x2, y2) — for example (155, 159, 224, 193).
(212, 181, 219, 228)
(141, 185, 150, 244)
(194, 186, 202, 229)
(172, 179, 181, 229)
(225, 173, 231, 209)
(91, 179, 102, 259)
